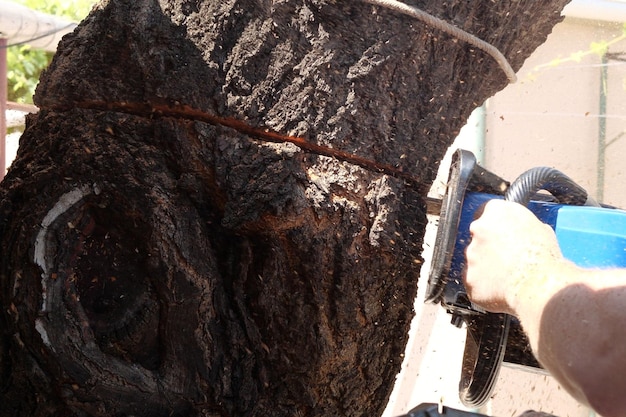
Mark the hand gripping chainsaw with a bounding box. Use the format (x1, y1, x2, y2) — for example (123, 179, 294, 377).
(423, 149, 626, 408)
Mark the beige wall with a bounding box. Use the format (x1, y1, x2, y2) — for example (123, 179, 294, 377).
(485, 17, 626, 207)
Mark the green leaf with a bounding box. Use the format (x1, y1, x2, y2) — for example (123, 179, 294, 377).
(548, 58, 563, 67)
(590, 41, 609, 57)
(5, 0, 96, 103)
(570, 50, 585, 62)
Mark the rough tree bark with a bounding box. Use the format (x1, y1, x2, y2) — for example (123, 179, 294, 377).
(0, 1, 569, 416)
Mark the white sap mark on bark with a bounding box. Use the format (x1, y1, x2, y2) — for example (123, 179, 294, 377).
(34, 318, 53, 350)
(33, 184, 94, 313)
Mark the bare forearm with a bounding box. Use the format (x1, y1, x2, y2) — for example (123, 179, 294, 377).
(464, 200, 626, 416)
(510, 264, 626, 417)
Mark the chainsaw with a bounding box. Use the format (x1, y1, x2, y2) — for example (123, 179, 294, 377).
(395, 403, 556, 417)
(422, 149, 626, 408)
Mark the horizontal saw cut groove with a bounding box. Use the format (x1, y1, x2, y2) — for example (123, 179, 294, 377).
(52, 100, 430, 193)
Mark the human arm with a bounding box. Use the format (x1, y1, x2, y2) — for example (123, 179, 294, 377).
(464, 199, 626, 417)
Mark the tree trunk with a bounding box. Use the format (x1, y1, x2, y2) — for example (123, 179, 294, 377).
(0, 1, 569, 416)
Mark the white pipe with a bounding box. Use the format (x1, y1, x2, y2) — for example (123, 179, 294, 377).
(563, 0, 626, 23)
(0, 0, 77, 52)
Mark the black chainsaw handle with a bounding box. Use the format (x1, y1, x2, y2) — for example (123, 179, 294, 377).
(397, 403, 556, 417)
(397, 403, 490, 417)
(505, 166, 594, 206)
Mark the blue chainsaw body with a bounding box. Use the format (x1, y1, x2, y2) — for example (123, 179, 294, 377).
(424, 149, 626, 408)
(456, 191, 626, 275)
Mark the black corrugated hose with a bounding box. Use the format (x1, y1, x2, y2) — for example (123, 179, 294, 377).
(505, 166, 597, 206)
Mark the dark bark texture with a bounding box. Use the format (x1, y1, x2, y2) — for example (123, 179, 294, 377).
(0, 1, 569, 416)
